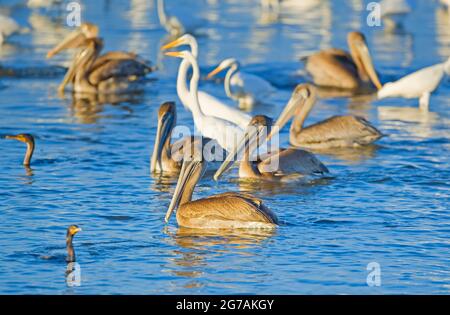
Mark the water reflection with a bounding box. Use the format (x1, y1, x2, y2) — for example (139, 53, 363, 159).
(65, 262, 82, 287)
(310, 144, 381, 164)
(374, 29, 414, 68)
(66, 92, 144, 124)
(163, 227, 275, 288)
(435, 7, 450, 58)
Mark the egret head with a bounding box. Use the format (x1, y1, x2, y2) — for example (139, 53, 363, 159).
(207, 58, 240, 79)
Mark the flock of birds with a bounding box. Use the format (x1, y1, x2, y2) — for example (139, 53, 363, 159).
(1, 0, 450, 264)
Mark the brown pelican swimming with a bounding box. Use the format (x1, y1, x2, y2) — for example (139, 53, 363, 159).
(270, 84, 383, 149)
(4, 134, 35, 166)
(214, 115, 328, 181)
(47, 23, 153, 94)
(150, 101, 225, 175)
(151, 101, 181, 174)
(164, 147, 278, 229)
(303, 32, 382, 92)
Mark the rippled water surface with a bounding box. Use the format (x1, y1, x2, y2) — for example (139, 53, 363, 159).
(0, 0, 449, 294)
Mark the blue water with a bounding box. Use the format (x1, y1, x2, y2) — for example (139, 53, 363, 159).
(0, 0, 449, 294)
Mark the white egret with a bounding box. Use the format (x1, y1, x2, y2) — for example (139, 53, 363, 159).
(162, 35, 251, 129)
(165, 50, 244, 153)
(378, 57, 450, 109)
(207, 58, 275, 108)
(157, 0, 185, 36)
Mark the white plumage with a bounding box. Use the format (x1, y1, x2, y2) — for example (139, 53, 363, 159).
(166, 35, 252, 129)
(208, 58, 275, 108)
(172, 51, 244, 153)
(380, 0, 411, 18)
(378, 57, 450, 109)
(0, 14, 20, 45)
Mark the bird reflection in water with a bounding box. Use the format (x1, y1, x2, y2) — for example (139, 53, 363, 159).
(308, 144, 381, 165)
(163, 227, 275, 287)
(66, 92, 144, 124)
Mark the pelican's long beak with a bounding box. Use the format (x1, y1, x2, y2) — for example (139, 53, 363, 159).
(206, 65, 225, 79)
(58, 53, 83, 92)
(357, 41, 382, 90)
(161, 37, 185, 51)
(165, 159, 204, 223)
(266, 92, 304, 142)
(150, 112, 174, 172)
(213, 125, 261, 181)
(47, 30, 86, 58)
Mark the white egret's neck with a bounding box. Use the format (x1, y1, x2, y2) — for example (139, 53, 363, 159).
(187, 37, 199, 59)
(175, 37, 199, 111)
(186, 54, 205, 119)
(176, 59, 192, 111)
(157, 0, 168, 25)
(224, 63, 240, 101)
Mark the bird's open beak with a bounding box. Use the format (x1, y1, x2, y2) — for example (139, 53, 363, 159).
(75, 227, 82, 233)
(47, 29, 86, 58)
(206, 65, 225, 79)
(165, 159, 202, 223)
(213, 125, 261, 181)
(357, 41, 382, 90)
(151, 112, 174, 172)
(161, 37, 185, 51)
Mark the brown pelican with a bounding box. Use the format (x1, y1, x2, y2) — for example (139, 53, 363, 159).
(151, 101, 181, 174)
(47, 23, 153, 94)
(164, 149, 278, 229)
(269, 84, 383, 149)
(66, 225, 82, 263)
(150, 101, 225, 175)
(4, 134, 35, 166)
(214, 115, 328, 181)
(303, 32, 382, 92)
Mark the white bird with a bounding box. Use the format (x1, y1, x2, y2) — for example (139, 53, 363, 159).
(165, 50, 244, 153)
(206, 58, 276, 108)
(162, 34, 251, 129)
(0, 14, 20, 45)
(378, 57, 450, 110)
(380, 0, 411, 30)
(157, 0, 185, 36)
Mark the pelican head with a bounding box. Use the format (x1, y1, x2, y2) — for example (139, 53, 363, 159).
(206, 58, 240, 79)
(347, 32, 382, 90)
(164, 140, 207, 223)
(161, 34, 198, 58)
(214, 115, 273, 181)
(47, 22, 99, 58)
(267, 84, 316, 141)
(150, 102, 177, 172)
